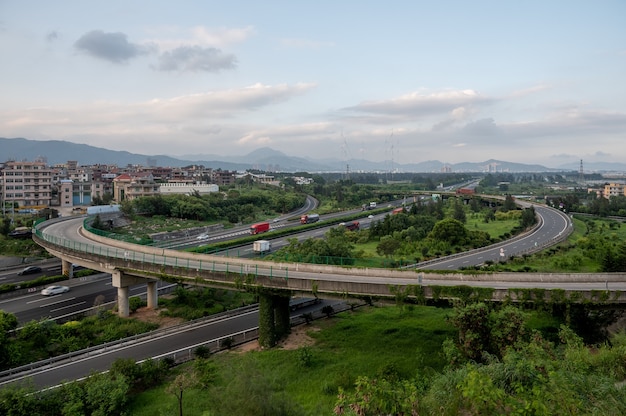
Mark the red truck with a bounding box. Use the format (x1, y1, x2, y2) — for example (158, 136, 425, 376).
(342, 221, 360, 231)
(250, 222, 270, 235)
(391, 207, 404, 215)
(300, 213, 320, 224)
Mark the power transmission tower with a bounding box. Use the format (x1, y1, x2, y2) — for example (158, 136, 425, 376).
(579, 159, 584, 184)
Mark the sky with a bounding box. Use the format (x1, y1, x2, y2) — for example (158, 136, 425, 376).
(1, 1, 625, 168)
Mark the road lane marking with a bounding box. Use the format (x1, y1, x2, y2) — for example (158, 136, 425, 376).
(39, 297, 76, 307)
(51, 301, 86, 312)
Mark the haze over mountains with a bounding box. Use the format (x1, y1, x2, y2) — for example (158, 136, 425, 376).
(2, 137, 624, 173)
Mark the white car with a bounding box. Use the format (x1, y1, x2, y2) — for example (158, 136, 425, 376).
(196, 233, 209, 240)
(41, 285, 70, 296)
(368, 214, 374, 219)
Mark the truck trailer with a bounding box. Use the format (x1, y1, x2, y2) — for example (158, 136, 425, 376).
(250, 222, 270, 235)
(300, 213, 320, 224)
(253, 240, 271, 254)
(341, 221, 360, 231)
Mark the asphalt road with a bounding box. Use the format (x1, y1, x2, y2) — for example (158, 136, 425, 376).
(0, 200, 580, 390)
(0, 299, 338, 389)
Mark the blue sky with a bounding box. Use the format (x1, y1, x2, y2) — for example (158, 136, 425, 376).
(1, 1, 625, 168)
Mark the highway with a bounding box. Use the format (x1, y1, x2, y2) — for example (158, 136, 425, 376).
(2, 201, 617, 391)
(0, 272, 172, 324)
(0, 299, 340, 389)
(418, 203, 572, 270)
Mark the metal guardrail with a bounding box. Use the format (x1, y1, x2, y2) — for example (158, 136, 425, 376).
(0, 301, 354, 384)
(0, 304, 259, 379)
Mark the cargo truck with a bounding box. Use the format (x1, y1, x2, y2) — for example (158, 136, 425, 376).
(300, 213, 320, 224)
(341, 221, 360, 231)
(250, 222, 270, 235)
(253, 240, 271, 254)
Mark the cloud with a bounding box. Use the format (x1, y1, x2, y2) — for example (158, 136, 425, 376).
(461, 118, 500, 136)
(146, 25, 255, 51)
(343, 89, 491, 119)
(74, 30, 155, 63)
(46, 31, 60, 42)
(510, 84, 551, 98)
(155, 45, 236, 72)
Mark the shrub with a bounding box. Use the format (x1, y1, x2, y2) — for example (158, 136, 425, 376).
(195, 345, 211, 359)
(129, 296, 145, 313)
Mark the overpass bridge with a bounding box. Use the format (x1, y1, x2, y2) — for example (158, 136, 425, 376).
(33, 213, 626, 347)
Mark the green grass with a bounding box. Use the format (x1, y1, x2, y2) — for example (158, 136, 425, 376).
(495, 216, 625, 273)
(126, 305, 457, 416)
(466, 214, 519, 239)
(126, 303, 572, 415)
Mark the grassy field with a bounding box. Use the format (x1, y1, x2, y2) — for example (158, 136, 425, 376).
(465, 213, 520, 239)
(126, 305, 457, 416)
(125, 303, 568, 416)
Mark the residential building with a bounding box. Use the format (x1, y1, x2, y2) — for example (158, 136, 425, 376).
(0, 160, 53, 210)
(113, 172, 159, 202)
(603, 183, 626, 199)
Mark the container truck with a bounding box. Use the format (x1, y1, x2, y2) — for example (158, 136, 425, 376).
(300, 213, 320, 224)
(250, 222, 270, 235)
(341, 221, 360, 231)
(253, 240, 271, 254)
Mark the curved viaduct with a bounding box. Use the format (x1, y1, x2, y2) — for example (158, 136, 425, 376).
(33, 207, 626, 347)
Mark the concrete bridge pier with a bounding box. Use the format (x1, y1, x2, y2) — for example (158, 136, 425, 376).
(112, 270, 158, 317)
(146, 281, 158, 309)
(258, 291, 291, 348)
(61, 259, 72, 277)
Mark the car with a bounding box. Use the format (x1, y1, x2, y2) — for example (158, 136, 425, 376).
(196, 233, 209, 240)
(41, 285, 70, 296)
(17, 266, 42, 275)
(8, 227, 32, 238)
(368, 214, 374, 219)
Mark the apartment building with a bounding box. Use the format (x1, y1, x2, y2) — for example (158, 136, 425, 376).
(112, 172, 160, 202)
(603, 183, 626, 199)
(0, 160, 53, 209)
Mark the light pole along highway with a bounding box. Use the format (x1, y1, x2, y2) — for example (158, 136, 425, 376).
(33, 202, 626, 348)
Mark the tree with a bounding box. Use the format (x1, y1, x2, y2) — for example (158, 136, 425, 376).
(502, 194, 516, 212)
(427, 218, 467, 245)
(334, 376, 419, 416)
(376, 236, 401, 257)
(453, 198, 467, 223)
(166, 371, 200, 416)
(0, 311, 18, 368)
(520, 206, 537, 228)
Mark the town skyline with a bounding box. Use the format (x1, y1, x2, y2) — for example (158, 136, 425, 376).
(1, 1, 625, 167)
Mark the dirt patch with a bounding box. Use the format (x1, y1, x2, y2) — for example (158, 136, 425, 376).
(131, 307, 184, 328)
(233, 325, 320, 353)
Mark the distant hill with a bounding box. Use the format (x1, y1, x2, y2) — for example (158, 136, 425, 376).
(3, 137, 621, 173)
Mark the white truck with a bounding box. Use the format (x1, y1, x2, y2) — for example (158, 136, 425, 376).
(253, 240, 271, 254)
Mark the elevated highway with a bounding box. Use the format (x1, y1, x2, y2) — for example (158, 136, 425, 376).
(33, 207, 626, 315)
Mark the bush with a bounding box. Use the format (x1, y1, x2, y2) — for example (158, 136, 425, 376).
(129, 296, 146, 313)
(195, 345, 212, 359)
(220, 337, 234, 350)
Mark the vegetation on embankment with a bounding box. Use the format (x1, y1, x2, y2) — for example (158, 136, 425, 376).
(57, 304, 626, 416)
(485, 215, 626, 273)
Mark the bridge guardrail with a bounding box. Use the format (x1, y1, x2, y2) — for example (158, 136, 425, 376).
(0, 304, 259, 380)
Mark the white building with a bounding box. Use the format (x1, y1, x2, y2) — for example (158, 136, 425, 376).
(159, 182, 219, 195)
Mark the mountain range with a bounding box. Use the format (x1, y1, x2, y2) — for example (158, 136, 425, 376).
(2, 137, 625, 173)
